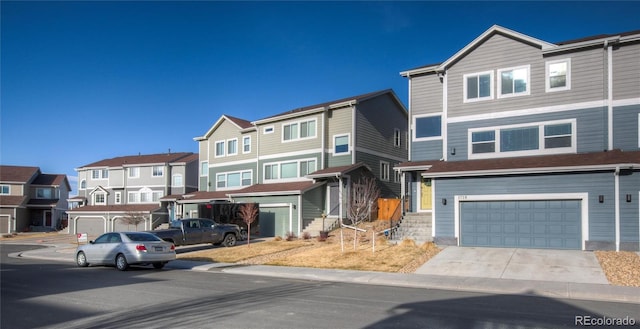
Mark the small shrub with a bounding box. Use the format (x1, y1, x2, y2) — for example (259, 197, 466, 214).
(317, 234, 327, 242)
(274, 236, 283, 241)
(285, 232, 297, 241)
(302, 232, 311, 240)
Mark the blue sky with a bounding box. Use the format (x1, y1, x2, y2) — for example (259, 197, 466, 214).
(2, 1, 639, 190)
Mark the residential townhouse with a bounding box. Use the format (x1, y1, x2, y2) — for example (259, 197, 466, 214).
(0, 165, 70, 233)
(67, 152, 199, 235)
(396, 25, 640, 251)
(173, 89, 408, 237)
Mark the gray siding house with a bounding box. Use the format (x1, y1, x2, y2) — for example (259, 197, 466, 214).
(67, 152, 199, 235)
(177, 89, 408, 237)
(397, 25, 640, 251)
(0, 165, 71, 233)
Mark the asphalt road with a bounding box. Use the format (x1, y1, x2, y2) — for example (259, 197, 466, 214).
(2, 244, 638, 329)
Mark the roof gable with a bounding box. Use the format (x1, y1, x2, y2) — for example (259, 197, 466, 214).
(0, 165, 40, 183)
(195, 114, 255, 141)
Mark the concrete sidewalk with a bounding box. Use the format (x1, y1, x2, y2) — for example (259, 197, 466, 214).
(4, 238, 639, 304)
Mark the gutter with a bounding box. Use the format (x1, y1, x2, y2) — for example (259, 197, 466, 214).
(423, 163, 640, 178)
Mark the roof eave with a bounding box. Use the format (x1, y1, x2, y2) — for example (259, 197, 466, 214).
(423, 163, 640, 178)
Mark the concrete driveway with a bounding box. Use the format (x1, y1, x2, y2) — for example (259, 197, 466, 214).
(415, 247, 609, 284)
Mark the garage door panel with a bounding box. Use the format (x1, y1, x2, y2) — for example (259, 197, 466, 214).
(461, 200, 581, 250)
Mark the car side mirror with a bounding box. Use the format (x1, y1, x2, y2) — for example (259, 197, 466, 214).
(89, 240, 95, 244)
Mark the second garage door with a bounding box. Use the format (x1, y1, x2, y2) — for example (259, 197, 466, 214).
(460, 200, 581, 249)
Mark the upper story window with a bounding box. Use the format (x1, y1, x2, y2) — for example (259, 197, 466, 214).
(546, 58, 571, 92)
(128, 167, 139, 178)
(36, 188, 52, 199)
(216, 170, 252, 189)
(414, 114, 442, 141)
(380, 161, 390, 181)
(334, 134, 350, 155)
(263, 126, 274, 134)
(128, 187, 161, 203)
(200, 162, 208, 177)
(94, 193, 106, 205)
(498, 65, 530, 98)
(464, 71, 493, 102)
(283, 119, 316, 142)
(152, 165, 164, 177)
(215, 140, 225, 157)
(264, 159, 316, 182)
(394, 129, 401, 148)
(92, 169, 108, 179)
(469, 119, 576, 159)
(227, 139, 238, 156)
(115, 192, 121, 204)
(0, 185, 9, 194)
(172, 174, 183, 187)
(80, 180, 86, 189)
(243, 136, 251, 153)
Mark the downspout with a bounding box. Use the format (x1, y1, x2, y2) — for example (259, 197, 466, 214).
(407, 76, 412, 162)
(440, 70, 448, 161)
(321, 110, 326, 170)
(606, 39, 614, 151)
(351, 103, 356, 164)
(297, 195, 302, 236)
(614, 166, 620, 251)
(338, 175, 343, 226)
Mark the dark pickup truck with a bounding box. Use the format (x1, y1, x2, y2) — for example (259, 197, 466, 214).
(150, 218, 243, 247)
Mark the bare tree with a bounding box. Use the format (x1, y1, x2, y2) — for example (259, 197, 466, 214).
(343, 176, 380, 250)
(122, 211, 146, 231)
(239, 203, 258, 247)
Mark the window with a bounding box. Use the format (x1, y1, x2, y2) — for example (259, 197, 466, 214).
(263, 126, 274, 134)
(300, 160, 316, 176)
(128, 193, 140, 203)
(334, 134, 350, 155)
(414, 115, 442, 140)
(115, 192, 121, 204)
(200, 162, 208, 177)
(92, 169, 108, 179)
(394, 166, 401, 183)
(152, 165, 164, 177)
(546, 58, 571, 92)
(469, 119, 576, 159)
(380, 161, 390, 181)
(80, 180, 86, 189)
(128, 167, 139, 178)
(464, 71, 493, 102)
(243, 136, 251, 153)
(172, 174, 183, 187)
(227, 139, 238, 156)
(265, 164, 278, 180)
(215, 141, 225, 157)
(0, 185, 9, 194)
(283, 119, 316, 141)
(394, 129, 401, 148)
(94, 193, 105, 205)
(216, 170, 252, 189)
(153, 191, 163, 202)
(128, 188, 158, 203)
(280, 162, 297, 179)
(498, 65, 530, 98)
(36, 188, 52, 199)
(264, 159, 315, 181)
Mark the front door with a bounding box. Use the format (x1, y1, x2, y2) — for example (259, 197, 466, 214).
(420, 177, 432, 211)
(44, 211, 52, 227)
(328, 183, 340, 216)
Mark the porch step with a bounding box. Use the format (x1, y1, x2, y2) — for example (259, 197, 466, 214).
(392, 213, 433, 245)
(303, 217, 339, 236)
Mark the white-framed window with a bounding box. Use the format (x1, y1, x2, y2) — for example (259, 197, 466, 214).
(94, 193, 106, 205)
(216, 170, 252, 189)
(153, 191, 163, 202)
(380, 161, 390, 181)
(263, 126, 274, 134)
(115, 192, 121, 204)
(464, 71, 494, 102)
(152, 165, 164, 177)
(172, 174, 183, 187)
(414, 114, 442, 141)
(264, 159, 316, 182)
(468, 119, 576, 159)
(243, 136, 251, 153)
(80, 180, 86, 189)
(334, 134, 350, 155)
(92, 169, 108, 179)
(215, 140, 225, 157)
(227, 138, 238, 156)
(128, 167, 139, 178)
(498, 65, 530, 98)
(394, 129, 401, 148)
(283, 119, 316, 142)
(36, 188, 52, 199)
(127, 188, 159, 203)
(394, 165, 401, 183)
(546, 58, 571, 92)
(200, 162, 208, 177)
(128, 192, 140, 203)
(0, 185, 10, 194)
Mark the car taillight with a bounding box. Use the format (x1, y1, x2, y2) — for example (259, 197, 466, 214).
(170, 244, 175, 251)
(135, 244, 147, 251)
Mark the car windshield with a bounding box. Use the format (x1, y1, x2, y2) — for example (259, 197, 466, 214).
(125, 233, 162, 242)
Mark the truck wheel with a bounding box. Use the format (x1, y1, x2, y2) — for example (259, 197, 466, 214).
(116, 254, 129, 271)
(223, 234, 237, 247)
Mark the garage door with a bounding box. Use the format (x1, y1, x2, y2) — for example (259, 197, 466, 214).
(0, 215, 10, 234)
(76, 217, 106, 236)
(259, 207, 289, 237)
(460, 200, 581, 249)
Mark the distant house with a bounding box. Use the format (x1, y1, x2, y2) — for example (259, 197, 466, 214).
(0, 165, 71, 233)
(168, 89, 408, 237)
(67, 152, 198, 235)
(396, 25, 640, 251)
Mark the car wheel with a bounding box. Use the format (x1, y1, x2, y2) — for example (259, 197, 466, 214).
(223, 234, 237, 247)
(152, 262, 165, 270)
(76, 252, 89, 267)
(115, 254, 129, 271)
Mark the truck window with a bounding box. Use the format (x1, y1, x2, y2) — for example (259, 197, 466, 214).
(189, 221, 200, 229)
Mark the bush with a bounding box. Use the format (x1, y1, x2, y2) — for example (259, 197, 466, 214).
(274, 236, 283, 241)
(302, 232, 311, 240)
(286, 232, 297, 241)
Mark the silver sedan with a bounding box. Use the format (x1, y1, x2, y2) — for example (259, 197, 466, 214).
(76, 232, 176, 271)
